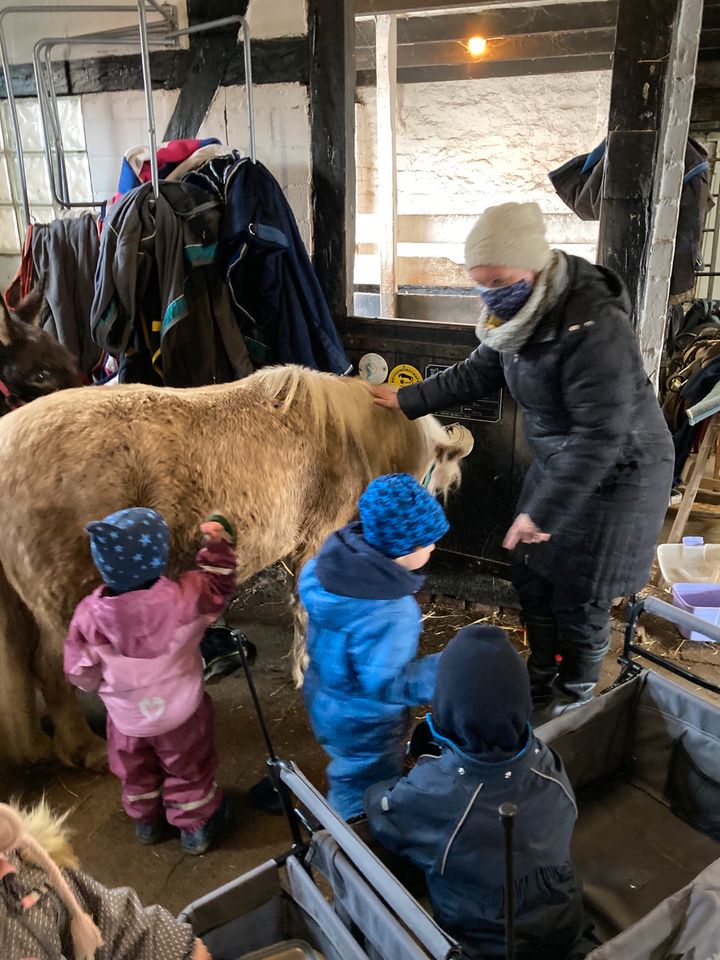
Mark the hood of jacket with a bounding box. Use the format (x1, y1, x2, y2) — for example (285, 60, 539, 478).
(431, 625, 533, 759)
(86, 579, 183, 658)
(299, 523, 424, 630)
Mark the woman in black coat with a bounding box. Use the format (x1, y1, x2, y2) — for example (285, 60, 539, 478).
(373, 202, 674, 721)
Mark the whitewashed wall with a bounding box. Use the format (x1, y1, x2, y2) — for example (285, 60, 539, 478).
(356, 70, 612, 287)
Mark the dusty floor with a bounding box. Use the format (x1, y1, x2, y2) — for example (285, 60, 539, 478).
(2, 554, 719, 919)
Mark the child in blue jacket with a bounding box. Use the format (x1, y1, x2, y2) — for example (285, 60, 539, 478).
(299, 473, 449, 820)
(365, 626, 585, 960)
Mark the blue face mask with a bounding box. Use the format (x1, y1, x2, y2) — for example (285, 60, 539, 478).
(477, 278, 534, 322)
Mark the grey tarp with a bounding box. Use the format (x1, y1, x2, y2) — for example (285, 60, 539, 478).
(538, 667, 720, 955)
(179, 763, 457, 960)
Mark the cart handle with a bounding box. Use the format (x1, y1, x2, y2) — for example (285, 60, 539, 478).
(622, 596, 720, 696)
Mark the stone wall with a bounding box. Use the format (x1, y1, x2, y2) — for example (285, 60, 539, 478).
(356, 69, 612, 288)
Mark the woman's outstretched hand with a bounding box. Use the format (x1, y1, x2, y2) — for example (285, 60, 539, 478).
(503, 513, 551, 550)
(370, 384, 400, 409)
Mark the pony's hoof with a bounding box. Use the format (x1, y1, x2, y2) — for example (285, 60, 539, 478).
(54, 732, 108, 771)
(28, 732, 56, 766)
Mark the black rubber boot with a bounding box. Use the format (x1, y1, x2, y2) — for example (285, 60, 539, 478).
(532, 642, 609, 726)
(523, 613, 560, 706)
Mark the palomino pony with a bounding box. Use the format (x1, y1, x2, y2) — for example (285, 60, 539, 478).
(0, 365, 463, 769)
(0, 290, 82, 414)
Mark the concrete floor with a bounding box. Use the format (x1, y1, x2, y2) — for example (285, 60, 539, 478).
(2, 553, 719, 919)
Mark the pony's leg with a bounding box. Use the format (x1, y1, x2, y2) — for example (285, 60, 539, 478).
(33, 624, 107, 770)
(0, 564, 54, 765)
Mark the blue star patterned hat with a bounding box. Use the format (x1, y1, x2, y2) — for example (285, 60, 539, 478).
(86, 507, 170, 594)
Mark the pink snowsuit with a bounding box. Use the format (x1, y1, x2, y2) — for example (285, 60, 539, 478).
(65, 540, 236, 830)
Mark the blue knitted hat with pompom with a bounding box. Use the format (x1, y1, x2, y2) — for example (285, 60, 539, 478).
(358, 474, 449, 558)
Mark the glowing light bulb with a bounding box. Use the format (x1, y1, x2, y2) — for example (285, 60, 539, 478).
(467, 35, 487, 57)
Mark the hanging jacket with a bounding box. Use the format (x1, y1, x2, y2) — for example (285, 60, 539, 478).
(91, 180, 253, 387)
(397, 255, 674, 600)
(64, 540, 236, 738)
(184, 152, 352, 374)
(548, 137, 712, 299)
(365, 724, 584, 960)
(298, 523, 439, 749)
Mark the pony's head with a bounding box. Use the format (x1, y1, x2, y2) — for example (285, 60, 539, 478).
(416, 414, 466, 500)
(0, 289, 82, 414)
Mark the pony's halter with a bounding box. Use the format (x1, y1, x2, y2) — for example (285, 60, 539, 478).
(0, 379, 26, 411)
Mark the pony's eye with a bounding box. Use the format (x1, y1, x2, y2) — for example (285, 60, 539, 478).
(30, 369, 51, 384)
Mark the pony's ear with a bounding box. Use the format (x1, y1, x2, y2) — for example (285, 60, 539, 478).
(0, 300, 21, 348)
(12, 286, 45, 327)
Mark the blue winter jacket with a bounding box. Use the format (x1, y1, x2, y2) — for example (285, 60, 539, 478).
(299, 523, 439, 750)
(365, 721, 584, 960)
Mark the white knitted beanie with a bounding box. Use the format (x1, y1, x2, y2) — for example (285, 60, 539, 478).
(464, 202, 551, 272)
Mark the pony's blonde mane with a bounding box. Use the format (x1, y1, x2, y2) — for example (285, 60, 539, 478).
(252, 365, 461, 494)
(253, 364, 374, 448)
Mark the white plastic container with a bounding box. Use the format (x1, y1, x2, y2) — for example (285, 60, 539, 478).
(657, 537, 720, 587)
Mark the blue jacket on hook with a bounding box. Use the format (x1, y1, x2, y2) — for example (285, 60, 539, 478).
(184, 152, 352, 375)
(299, 523, 439, 818)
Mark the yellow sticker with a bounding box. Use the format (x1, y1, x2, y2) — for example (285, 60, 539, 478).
(388, 363, 422, 387)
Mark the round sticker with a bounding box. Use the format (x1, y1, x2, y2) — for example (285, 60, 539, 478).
(388, 363, 423, 387)
(444, 422, 475, 458)
(358, 352, 389, 385)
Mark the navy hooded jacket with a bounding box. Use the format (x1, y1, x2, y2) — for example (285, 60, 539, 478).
(298, 523, 439, 746)
(365, 628, 584, 960)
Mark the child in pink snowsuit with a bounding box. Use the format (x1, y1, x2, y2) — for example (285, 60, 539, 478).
(65, 507, 237, 855)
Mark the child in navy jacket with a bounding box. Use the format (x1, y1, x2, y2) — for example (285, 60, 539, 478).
(365, 626, 584, 960)
(299, 473, 449, 820)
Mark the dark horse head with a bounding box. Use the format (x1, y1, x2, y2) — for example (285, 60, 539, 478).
(0, 288, 82, 415)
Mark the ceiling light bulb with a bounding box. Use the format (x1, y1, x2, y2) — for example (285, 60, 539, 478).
(467, 36, 487, 57)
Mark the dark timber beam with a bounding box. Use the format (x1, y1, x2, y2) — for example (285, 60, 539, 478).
(163, 0, 249, 140)
(596, 0, 680, 322)
(357, 52, 612, 87)
(356, 28, 615, 70)
(0, 38, 308, 99)
(308, 0, 356, 321)
(357, 0, 533, 12)
(357, 1, 618, 46)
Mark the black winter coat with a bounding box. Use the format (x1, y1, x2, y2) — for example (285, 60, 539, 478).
(398, 256, 674, 600)
(364, 730, 584, 960)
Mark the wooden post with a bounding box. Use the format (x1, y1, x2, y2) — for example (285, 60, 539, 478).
(638, 0, 704, 384)
(375, 14, 398, 318)
(669, 416, 720, 542)
(308, 0, 357, 321)
(597, 0, 679, 321)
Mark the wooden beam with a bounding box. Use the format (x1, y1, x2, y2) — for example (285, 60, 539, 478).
(356, 1, 618, 46)
(162, 34, 239, 140)
(356, 27, 615, 70)
(638, 0, 703, 384)
(163, 0, 249, 140)
(357, 0, 531, 12)
(597, 0, 679, 323)
(357, 52, 612, 86)
(0, 39, 309, 99)
(308, 0, 356, 321)
(376, 14, 398, 319)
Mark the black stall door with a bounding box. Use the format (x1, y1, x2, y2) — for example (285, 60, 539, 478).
(339, 316, 530, 592)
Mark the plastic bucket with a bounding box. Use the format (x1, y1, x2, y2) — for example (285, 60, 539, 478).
(671, 583, 720, 641)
